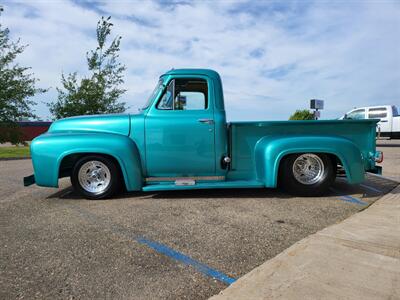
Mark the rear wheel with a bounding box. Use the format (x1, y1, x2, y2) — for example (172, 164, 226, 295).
(71, 155, 121, 200)
(279, 153, 336, 196)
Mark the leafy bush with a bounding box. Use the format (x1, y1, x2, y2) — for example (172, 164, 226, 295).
(289, 109, 315, 120)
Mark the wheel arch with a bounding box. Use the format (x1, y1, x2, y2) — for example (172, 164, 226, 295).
(31, 132, 143, 191)
(56, 146, 143, 192)
(254, 135, 365, 188)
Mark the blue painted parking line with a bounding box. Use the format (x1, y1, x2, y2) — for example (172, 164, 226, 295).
(339, 195, 368, 205)
(359, 184, 383, 194)
(330, 188, 368, 206)
(69, 205, 236, 285)
(137, 237, 237, 285)
(336, 177, 384, 194)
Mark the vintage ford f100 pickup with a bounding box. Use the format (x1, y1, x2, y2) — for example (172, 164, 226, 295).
(24, 69, 383, 199)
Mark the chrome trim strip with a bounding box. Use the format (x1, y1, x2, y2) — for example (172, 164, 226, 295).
(145, 176, 225, 182)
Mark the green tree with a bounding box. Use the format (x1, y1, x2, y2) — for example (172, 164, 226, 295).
(0, 8, 46, 144)
(289, 109, 315, 120)
(48, 16, 127, 119)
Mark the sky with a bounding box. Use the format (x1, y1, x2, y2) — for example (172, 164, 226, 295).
(1, 0, 399, 121)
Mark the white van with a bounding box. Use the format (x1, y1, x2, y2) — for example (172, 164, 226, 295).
(343, 105, 400, 139)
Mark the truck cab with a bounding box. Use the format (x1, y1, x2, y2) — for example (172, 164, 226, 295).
(142, 69, 228, 179)
(26, 69, 383, 199)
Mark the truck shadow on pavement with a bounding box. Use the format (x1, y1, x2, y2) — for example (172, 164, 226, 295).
(47, 176, 398, 201)
(48, 186, 292, 200)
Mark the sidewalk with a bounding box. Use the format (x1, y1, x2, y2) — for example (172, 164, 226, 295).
(211, 185, 400, 300)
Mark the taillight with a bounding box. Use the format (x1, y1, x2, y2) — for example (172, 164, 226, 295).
(375, 151, 383, 163)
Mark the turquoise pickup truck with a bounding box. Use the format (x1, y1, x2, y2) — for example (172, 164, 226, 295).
(24, 69, 383, 199)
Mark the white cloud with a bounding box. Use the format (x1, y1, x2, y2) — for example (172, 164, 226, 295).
(1, 0, 399, 120)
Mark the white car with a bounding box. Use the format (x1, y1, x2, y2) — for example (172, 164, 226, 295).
(342, 105, 400, 139)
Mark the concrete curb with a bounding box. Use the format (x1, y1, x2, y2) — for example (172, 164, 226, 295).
(210, 184, 400, 300)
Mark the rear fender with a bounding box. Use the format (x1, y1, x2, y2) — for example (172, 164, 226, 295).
(254, 135, 365, 188)
(30, 132, 143, 191)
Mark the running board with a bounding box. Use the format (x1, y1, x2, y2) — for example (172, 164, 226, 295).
(142, 180, 264, 192)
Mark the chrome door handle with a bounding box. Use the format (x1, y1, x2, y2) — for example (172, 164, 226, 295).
(198, 119, 214, 124)
(380, 120, 388, 123)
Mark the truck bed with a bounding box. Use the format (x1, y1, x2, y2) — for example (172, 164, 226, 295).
(228, 119, 378, 180)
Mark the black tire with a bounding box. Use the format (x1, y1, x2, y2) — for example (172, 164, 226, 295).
(279, 153, 336, 196)
(71, 155, 121, 200)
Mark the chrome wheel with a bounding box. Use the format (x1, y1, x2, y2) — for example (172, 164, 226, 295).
(292, 154, 325, 185)
(78, 160, 111, 194)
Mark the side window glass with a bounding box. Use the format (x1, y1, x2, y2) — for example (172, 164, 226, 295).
(347, 109, 365, 120)
(157, 81, 174, 110)
(156, 78, 208, 110)
(368, 107, 387, 119)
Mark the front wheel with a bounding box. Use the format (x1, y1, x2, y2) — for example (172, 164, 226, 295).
(279, 153, 336, 196)
(71, 155, 121, 200)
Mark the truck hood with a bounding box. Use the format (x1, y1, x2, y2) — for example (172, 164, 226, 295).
(48, 114, 130, 136)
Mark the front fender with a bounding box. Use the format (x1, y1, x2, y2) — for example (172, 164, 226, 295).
(31, 132, 143, 191)
(254, 135, 365, 188)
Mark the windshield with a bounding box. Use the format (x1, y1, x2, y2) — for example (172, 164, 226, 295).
(345, 109, 365, 120)
(142, 79, 164, 110)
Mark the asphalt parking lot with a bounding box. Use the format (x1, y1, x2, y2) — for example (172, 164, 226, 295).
(1, 142, 399, 299)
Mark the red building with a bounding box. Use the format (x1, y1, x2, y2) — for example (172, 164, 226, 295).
(18, 121, 52, 141)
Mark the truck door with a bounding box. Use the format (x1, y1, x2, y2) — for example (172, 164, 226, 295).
(145, 77, 216, 177)
(368, 107, 391, 135)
